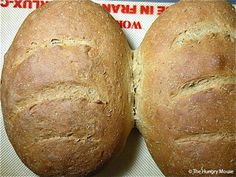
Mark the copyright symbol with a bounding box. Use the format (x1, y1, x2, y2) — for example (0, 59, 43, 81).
(189, 169, 192, 174)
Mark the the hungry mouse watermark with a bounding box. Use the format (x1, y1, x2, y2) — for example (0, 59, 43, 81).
(188, 168, 234, 175)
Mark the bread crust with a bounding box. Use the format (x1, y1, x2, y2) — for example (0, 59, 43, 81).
(2, 0, 236, 176)
(137, 0, 236, 176)
(1, 0, 133, 176)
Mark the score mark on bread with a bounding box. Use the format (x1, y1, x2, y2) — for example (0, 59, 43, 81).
(175, 132, 236, 145)
(11, 38, 95, 70)
(14, 82, 106, 113)
(171, 22, 236, 48)
(170, 75, 236, 101)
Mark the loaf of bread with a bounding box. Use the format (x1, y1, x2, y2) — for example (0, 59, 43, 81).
(136, 0, 236, 176)
(1, 0, 133, 176)
(2, 0, 236, 176)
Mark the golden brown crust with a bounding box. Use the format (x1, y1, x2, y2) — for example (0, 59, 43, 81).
(1, 0, 133, 176)
(138, 0, 236, 176)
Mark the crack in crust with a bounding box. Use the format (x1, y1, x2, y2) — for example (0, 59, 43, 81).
(132, 49, 143, 122)
(171, 22, 236, 48)
(170, 75, 236, 101)
(175, 132, 236, 144)
(35, 135, 100, 144)
(11, 38, 95, 69)
(15, 82, 107, 113)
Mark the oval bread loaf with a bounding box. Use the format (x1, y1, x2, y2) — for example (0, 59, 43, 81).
(136, 0, 236, 176)
(1, 0, 133, 176)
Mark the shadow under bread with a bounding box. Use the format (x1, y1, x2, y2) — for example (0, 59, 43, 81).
(96, 129, 141, 177)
